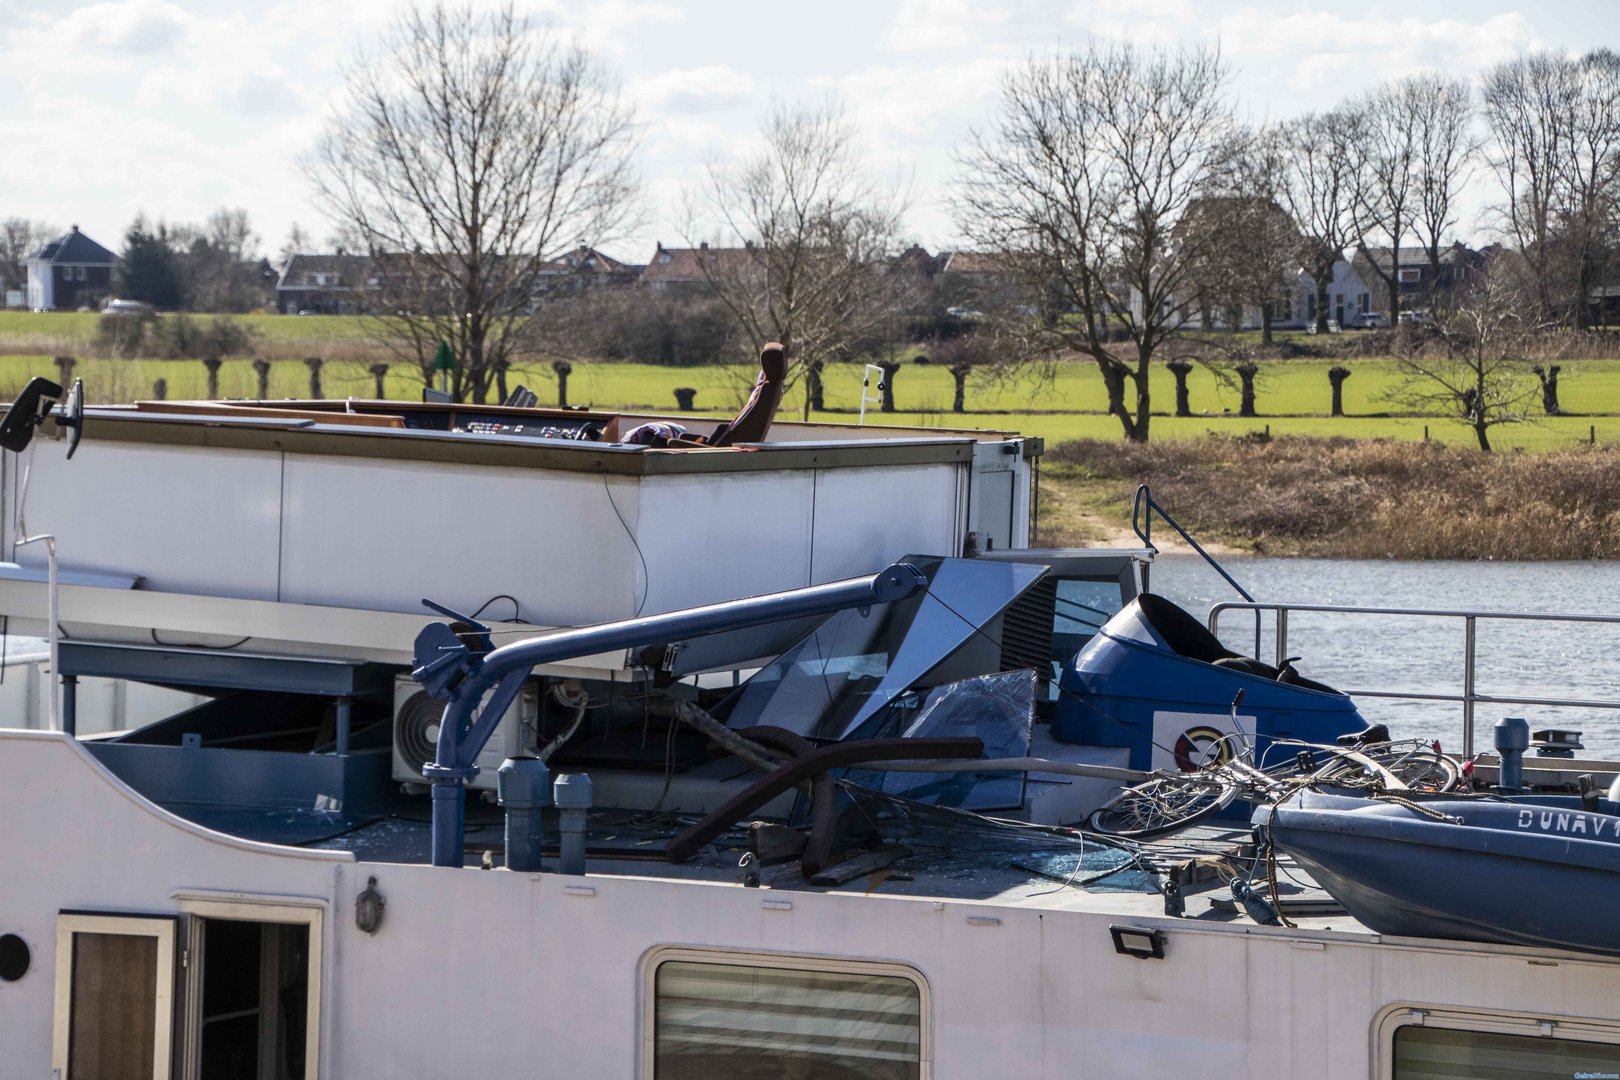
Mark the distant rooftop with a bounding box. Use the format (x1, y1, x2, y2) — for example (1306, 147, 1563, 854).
(27, 225, 117, 266)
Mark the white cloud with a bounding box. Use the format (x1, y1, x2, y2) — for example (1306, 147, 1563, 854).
(57, 0, 191, 54)
(633, 65, 756, 114)
(1217, 10, 1542, 88)
(818, 56, 1006, 141)
(563, 0, 683, 55)
(888, 0, 1008, 51)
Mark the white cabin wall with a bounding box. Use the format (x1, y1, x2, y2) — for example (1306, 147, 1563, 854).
(634, 463, 962, 616)
(276, 454, 642, 625)
(807, 464, 961, 581)
(10, 441, 986, 636)
(635, 471, 814, 613)
(9, 441, 284, 599)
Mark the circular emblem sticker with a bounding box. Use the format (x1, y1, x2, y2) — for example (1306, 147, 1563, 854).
(1173, 726, 1234, 772)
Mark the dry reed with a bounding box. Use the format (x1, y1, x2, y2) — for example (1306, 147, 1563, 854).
(1050, 435, 1620, 560)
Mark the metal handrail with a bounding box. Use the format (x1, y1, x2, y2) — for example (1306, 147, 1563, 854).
(1208, 600, 1620, 757)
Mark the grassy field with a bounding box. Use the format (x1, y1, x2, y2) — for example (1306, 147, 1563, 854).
(0, 310, 381, 344)
(4, 310, 1620, 453)
(3, 352, 1616, 452)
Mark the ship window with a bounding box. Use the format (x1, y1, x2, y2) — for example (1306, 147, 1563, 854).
(648, 951, 927, 1079)
(1393, 1025, 1620, 1078)
(175, 895, 324, 1080)
(1378, 1006, 1620, 1080)
(53, 913, 179, 1080)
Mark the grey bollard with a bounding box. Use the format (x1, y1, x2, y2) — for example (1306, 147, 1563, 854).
(1495, 717, 1530, 795)
(553, 772, 593, 876)
(498, 757, 550, 872)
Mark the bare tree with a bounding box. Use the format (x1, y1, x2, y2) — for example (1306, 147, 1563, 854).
(1348, 80, 1420, 324)
(1280, 110, 1359, 334)
(1482, 53, 1572, 320)
(1185, 125, 1301, 343)
(276, 223, 313, 272)
(180, 209, 265, 312)
(1384, 271, 1549, 452)
(1406, 74, 1476, 303)
(927, 325, 1023, 412)
(1560, 51, 1620, 329)
(307, 2, 637, 402)
(1481, 50, 1620, 326)
(955, 43, 1233, 441)
(685, 101, 910, 419)
(0, 218, 59, 298)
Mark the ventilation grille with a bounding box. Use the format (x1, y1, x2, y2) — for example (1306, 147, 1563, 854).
(999, 576, 1057, 680)
(395, 690, 448, 776)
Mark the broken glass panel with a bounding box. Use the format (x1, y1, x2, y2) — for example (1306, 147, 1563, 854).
(841, 669, 1035, 812)
(713, 557, 1048, 742)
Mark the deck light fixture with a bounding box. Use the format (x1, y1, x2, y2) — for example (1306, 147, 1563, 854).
(355, 876, 386, 934)
(1110, 925, 1166, 960)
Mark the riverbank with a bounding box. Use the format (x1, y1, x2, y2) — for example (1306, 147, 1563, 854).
(1040, 435, 1620, 560)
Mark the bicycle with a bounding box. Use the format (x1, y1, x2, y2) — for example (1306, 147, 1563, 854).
(1085, 695, 1461, 840)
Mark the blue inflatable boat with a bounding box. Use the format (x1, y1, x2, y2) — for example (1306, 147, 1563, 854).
(1260, 790, 1620, 955)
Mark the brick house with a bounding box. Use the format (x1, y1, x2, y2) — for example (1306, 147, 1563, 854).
(638, 243, 757, 293)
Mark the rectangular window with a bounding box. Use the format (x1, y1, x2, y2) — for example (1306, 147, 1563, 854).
(649, 952, 926, 1079)
(1394, 1025, 1620, 1079)
(75, 266, 86, 281)
(1360, 293, 1370, 314)
(1399, 268, 1422, 284)
(54, 913, 179, 1080)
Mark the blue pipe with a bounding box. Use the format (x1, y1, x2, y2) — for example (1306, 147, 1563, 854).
(418, 562, 929, 867)
(1496, 716, 1530, 795)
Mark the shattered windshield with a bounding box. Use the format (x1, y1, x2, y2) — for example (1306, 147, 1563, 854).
(713, 557, 1048, 741)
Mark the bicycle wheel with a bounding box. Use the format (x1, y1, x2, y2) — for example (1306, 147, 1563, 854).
(1086, 772, 1242, 839)
(1316, 744, 1461, 793)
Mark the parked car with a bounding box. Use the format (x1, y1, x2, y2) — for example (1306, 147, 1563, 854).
(1399, 310, 1434, 326)
(1354, 313, 1389, 330)
(102, 299, 153, 316)
(1306, 319, 1342, 335)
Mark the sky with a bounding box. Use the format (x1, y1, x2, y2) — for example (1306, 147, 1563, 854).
(2, 0, 1616, 266)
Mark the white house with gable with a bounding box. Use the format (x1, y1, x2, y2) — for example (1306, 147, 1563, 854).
(1279, 259, 1377, 329)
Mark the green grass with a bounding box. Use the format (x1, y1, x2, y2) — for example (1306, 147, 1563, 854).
(4, 310, 1620, 455)
(0, 310, 392, 362)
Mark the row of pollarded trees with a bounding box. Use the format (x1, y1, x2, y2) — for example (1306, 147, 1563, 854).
(953, 43, 1620, 442)
(302, 2, 1607, 447)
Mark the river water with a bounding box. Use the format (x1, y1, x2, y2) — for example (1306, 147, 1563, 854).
(1151, 554, 1620, 759)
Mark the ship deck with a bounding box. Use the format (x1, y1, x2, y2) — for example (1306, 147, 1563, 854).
(161, 791, 1364, 936)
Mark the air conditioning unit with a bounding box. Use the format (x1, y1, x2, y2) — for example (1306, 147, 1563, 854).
(392, 674, 539, 794)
